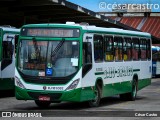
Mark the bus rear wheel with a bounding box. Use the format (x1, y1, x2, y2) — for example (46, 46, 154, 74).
(88, 85, 101, 107)
(35, 100, 51, 108)
(120, 79, 137, 101)
(130, 79, 137, 101)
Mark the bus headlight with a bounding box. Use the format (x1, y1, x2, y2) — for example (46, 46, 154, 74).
(65, 79, 80, 91)
(15, 76, 26, 89)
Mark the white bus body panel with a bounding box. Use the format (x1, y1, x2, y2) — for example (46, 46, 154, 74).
(81, 33, 152, 88)
(156, 61, 160, 75)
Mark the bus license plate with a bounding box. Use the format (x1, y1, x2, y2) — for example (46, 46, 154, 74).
(39, 96, 50, 101)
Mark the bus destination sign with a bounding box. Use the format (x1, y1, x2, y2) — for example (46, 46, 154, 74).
(21, 28, 80, 37)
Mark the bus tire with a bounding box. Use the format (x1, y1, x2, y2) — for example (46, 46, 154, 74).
(88, 84, 101, 107)
(120, 79, 137, 101)
(129, 79, 137, 101)
(35, 100, 51, 108)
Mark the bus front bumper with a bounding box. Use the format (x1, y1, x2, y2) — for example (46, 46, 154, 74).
(15, 86, 94, 102)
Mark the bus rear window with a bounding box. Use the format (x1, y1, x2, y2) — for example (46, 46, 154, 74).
(21, 28, 80, 38)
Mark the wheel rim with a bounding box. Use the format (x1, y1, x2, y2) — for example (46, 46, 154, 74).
(94, 89, 98, 102)
(132, 84, 137, 98)
(91, 88, 99, 104)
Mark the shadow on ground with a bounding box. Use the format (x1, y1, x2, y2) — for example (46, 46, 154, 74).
(14, 95, 146, 111)
(0, 90, 14, 98)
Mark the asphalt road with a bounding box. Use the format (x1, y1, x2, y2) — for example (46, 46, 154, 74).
(0, 78, 160, 120)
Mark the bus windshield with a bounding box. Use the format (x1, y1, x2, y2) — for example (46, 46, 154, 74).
(18, 40, 79, 77)
(152, 46, 160, 61)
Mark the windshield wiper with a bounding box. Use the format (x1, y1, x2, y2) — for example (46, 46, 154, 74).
(51, 38, 65, 58)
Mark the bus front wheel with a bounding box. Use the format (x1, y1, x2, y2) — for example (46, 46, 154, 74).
(88, 84, 101, 107)
(35, 100, 51, 108)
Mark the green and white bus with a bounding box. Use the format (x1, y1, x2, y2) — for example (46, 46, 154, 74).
(15, 22, 152, 108)
(0, 26, 19, 90)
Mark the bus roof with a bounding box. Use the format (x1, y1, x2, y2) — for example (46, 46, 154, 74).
(83, 26, 151, 37)
(152, 46, 160, 51)
(0, 26, 20, 32)
(22, 22, 151, 37)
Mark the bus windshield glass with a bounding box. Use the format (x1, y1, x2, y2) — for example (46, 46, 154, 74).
(18, 40, 79, 77)
(152, 47, 160, 61)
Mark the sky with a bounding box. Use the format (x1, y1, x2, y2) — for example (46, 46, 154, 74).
(67, 0, 160, 12)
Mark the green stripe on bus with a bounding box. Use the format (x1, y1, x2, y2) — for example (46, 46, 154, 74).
(15, 78, 151, 102)
(95, 72, 104, 75)
(0, 78, 14, 90)
(133, 69, 140, 72)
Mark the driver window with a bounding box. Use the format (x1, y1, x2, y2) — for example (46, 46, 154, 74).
(3, 41, 13, 60)
(82, 42, 92, 77)
(83, 42, 92, 65)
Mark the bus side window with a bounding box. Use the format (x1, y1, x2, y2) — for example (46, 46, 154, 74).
(94, 35, 103, 62)
(114, 36, 123, 61)
(147, 39, 151, 60)
(123, 37, 132, 61)
(82, 42, 92, 77)
(132, 38, 140, 61)
(140, 39, 147, 60)
(104, 36, 114, 61)
(1, 35, 14, 70)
